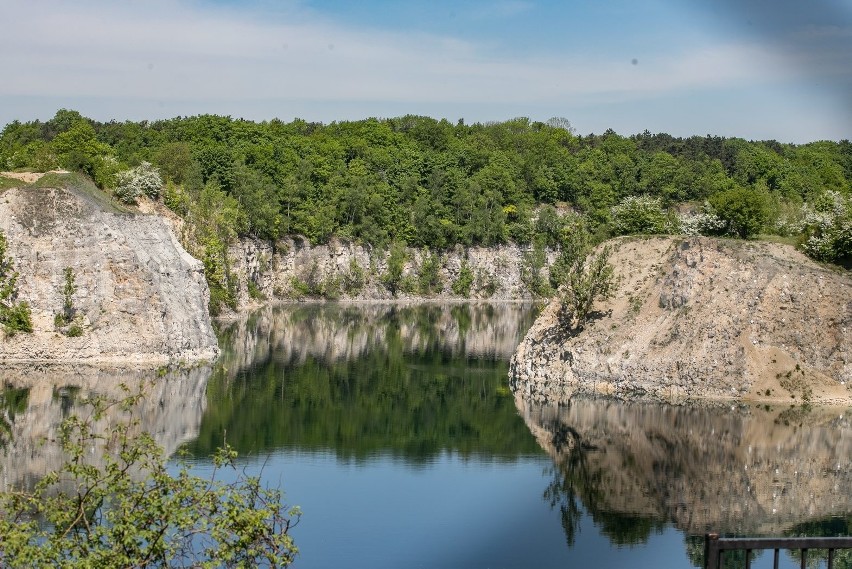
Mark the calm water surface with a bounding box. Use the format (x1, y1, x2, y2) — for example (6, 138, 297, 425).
(187, 303, 852, 568)
(1, 303, 850, 568)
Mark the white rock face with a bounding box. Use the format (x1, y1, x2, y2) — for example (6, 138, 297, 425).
(510, 236, 852, 404)
(0, 186, 219, 364)
(227, 236, 557, 309)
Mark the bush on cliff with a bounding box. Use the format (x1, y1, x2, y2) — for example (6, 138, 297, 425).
(556, 223, 616, 330)
(0, 230, 33, 336)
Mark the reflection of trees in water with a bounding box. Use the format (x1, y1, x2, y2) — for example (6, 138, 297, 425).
(683, 535, 757, 569)
(192, 303, 543, 461)
(0, 385, 29, 448)
(783, 517, 852, 569)
(215, 302, 540, 377)
(683, 517, 852, 569)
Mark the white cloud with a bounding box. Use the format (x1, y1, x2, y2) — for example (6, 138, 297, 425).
(0, 1, 799, 101)
(0, 0, 848, 140)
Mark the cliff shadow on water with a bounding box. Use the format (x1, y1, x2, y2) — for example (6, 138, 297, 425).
(514, 393, 852, 553)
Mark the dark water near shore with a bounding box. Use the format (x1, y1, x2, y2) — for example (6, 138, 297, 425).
(1, 303, 850, 567)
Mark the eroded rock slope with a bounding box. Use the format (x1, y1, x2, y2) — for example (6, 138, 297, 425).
(0, 185, 219, 363)
(510, 236, 852, 404)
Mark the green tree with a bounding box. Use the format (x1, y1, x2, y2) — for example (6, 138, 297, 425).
(557, 225, 616, 330)
(708, 185, 770, 239)
(0, 230, 32, 335)
(50, 118, 117, 188)
(520, 241, 551, 298)
(417, 248, 443, 295)
(381, 242, 408, 295)
(451, 259, 475, 297)
(0, 390, 299, 567)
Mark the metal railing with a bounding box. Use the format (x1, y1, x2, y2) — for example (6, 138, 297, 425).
(704, 533, 852, 569)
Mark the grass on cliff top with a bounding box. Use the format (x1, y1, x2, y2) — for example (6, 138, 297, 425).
(30, 171, 132, 214)
(0, 176, 20, 191)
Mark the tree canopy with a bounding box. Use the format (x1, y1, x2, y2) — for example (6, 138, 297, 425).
(1, 110, 849, 266)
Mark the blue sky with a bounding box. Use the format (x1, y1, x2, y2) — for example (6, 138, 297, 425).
(1, 0, 850, 142)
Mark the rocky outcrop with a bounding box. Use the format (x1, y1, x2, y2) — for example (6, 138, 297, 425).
(516, 395, 852, 536)
(510, 236, 852, 404)
(0, 185, 219, 363)
(227, 237, 556, 309)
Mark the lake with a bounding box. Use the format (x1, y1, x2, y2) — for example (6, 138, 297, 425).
(1, 303, 850, 568)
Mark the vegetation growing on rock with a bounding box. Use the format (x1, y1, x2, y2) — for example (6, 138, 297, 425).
(0, 230, 32, 336)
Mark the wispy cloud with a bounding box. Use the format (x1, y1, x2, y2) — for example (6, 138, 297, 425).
(0, 0, 849, 140)
(0, 1, 804, 102)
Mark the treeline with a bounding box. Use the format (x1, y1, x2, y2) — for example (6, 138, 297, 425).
(1, 109, 850, 261)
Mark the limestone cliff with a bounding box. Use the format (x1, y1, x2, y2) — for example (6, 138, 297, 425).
(225, 237, 556, 310)
(0, 184, 219, 363)
(510, 236, 852, 404)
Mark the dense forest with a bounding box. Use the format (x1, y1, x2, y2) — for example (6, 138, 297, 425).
(1, 110, 849, 287)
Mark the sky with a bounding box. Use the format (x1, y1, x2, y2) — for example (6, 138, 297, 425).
(1, 0, 850, 143)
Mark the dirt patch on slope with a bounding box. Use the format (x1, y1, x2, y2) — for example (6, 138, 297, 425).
(0, 170, 69, 184)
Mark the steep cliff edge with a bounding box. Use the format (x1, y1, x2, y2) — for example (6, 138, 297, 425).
(510, 236, 852, 404)
(224, 237, 556, 310)
(0, 183, 219, 363)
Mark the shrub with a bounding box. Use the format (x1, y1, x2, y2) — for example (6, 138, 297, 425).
(247, 279, 266, 301)
(289, 277, 311, 299)
(452, 259, 475, 297)
(114, 161, 163, 204)
(1, 301, 32, 335)
(0, 230, 32, 335)
(0, 390, 299, 567)
(610, 195, 671, 235)
(678, 206, 727, 236)
(798, 191, 852, 264)
(65, 323, 83, 337)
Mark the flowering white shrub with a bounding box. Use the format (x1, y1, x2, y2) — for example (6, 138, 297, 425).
(610, 195, 671, 235)
(677, 204, 727, 236)
(799, 191, 851, 263)
(114, 162, 163, 204)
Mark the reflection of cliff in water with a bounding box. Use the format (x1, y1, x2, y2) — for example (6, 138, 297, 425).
(216, 303, 539, 376)
(516, 395, 852, 542)
(191, 303, 542, 461)
(0, 364, 211, 491)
